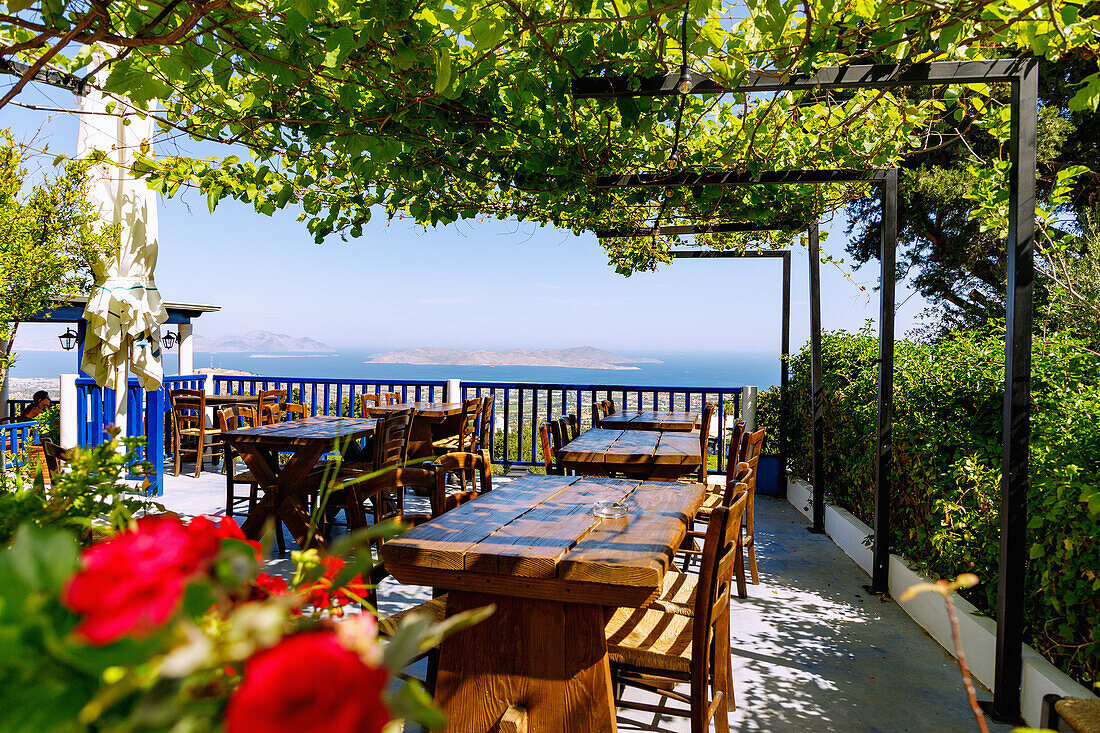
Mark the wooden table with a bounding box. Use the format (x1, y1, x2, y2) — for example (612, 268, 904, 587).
(598, 409, 699, 432)
(556, 428, 702, 480)
(367, 402, 464, 458)
(381, 473, 705, 733)
(224, 416, 377, 546)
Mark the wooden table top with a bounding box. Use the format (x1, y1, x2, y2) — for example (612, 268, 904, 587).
(556, 428, 701, 468)
(369, 401, 464, 417)
(222, 415, 377, 444)
(598, 410, 700, 432)
(381, 474, 704, 606)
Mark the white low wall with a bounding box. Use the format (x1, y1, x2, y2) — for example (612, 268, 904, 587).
(786, 478, 1096, 727)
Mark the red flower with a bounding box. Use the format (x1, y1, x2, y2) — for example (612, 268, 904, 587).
(225, 631, 389, 733)
(63, 514, 250, 645)
(301, 557, 368, 615)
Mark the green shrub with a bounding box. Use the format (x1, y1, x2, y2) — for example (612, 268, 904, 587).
(758, 324, 1100, 686)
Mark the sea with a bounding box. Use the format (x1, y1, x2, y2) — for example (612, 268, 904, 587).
(8, 349, 780, 390)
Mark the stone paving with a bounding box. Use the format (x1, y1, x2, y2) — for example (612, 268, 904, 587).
(154, 463, 1009, 732)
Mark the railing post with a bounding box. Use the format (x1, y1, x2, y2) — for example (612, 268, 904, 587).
(145, 386, 165, 496)
(60, 373, 78, 449)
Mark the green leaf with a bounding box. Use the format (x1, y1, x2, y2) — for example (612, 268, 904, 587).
(434, 48, 452, 95)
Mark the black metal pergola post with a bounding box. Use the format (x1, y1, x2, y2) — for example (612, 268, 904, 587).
(576, 58, 1037, 720)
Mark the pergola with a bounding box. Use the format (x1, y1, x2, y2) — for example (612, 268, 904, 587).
(574, 59, 1037, 722)
(10, 51, 1040, 721)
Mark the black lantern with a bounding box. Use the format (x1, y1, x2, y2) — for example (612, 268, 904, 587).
(59, 327, 79, 351)
(161, 330, 178, 350)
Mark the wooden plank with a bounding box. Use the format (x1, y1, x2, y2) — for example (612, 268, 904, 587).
(654, 433, 703, 465)
(379, 475, 580, 569)
(463, 477, 635, 577)
(559, 482, 705, 588)
(602, 430, 659, 466)
(555, 429, 622, 464)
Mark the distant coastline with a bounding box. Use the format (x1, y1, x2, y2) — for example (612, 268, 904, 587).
(365, 346, 661, 370)
(248, 354, 338, 359)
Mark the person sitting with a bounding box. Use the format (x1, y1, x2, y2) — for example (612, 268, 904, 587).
(21, 390, 52, 420)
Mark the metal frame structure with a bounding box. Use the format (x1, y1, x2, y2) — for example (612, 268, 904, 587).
(575, 58, 1037, 721)
(664, 248, 792, 495)
(594, 169, 898, 594)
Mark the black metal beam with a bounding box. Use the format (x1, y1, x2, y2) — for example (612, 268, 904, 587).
(596, 169, 892, 189)
(0, 58, 87, 94)
(780, 250, 792, 499)
(872, 168, 898, 594)
(597, 221, 803, 238)
(666, 248, 789, 258)
(993, 58, 1038, 723)
(807, 222, 826, 534)
(571, 60, 1030, 99)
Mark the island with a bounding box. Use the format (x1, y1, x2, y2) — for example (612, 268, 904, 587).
(193, 330, 334, 354)
(365, 346, 662, 370)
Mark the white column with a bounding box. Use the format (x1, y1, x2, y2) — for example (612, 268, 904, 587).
(114, 365, 128, 439)
(444, 378, 461, 403)
(60, 373, 78, 449)
(741, 386, 758, 432)
(177, 323, 194, 375)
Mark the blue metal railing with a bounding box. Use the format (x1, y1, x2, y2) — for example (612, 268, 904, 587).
(0, 420, 40, 470)
(210, 376, 447, 416)
(75, 377, 168, 496)
(459, 381, 743, 474)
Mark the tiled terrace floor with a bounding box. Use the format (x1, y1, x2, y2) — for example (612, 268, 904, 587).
(155, 465, 1008, 732)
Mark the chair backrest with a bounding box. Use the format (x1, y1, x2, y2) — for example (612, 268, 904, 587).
(217, 405, 257, 432)
(738, 427, 766, 491)
(565, 413, 580, 441)
(360, 393, 382, 414)
(476, 394, 494, 452)
(722, 461, 752, 506)
(39, 438, 72, 485)
(383, 391, 401, 405)
(693, 490, 748, 685)
(257, 389, 287, 424)
(591, 401, 603, 428)
(549, 418, 568, 457)
(281, 402, 309, 421)
(456, 397, 483, 453)
(374, 408, 413, 470)
(723, 419, 746, 485)
(443, 490, 479, 513)
(698, 402, 715, 454)
(538, 421, 559, 475)
(604, 399, 616, 416)
(169, 389, 205, 429)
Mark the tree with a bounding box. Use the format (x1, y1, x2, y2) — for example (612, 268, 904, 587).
(844, 46, 1100, 334)
(0, 131, 115, 396)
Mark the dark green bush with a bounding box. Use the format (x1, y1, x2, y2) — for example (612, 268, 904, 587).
(758, 324, 1100, 686)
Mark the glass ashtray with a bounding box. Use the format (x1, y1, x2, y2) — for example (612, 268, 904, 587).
(593, 500, 628, 519)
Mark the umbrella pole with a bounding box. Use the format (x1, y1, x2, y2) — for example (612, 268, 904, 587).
(114, 365, 128, 440)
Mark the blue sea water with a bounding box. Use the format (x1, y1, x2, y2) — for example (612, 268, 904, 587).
(9, 349, 780, 390)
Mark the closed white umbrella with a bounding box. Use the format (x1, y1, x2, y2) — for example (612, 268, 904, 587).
(76, 61, 167, 414)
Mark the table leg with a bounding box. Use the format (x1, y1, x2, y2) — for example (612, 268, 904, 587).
(237, 443, 327, 547)
(435, 591, 616, 733)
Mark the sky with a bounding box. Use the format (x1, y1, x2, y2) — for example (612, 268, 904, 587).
(2, 82, 932, 357)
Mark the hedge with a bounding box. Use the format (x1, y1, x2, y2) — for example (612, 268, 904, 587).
(757, 324, 1099, 687)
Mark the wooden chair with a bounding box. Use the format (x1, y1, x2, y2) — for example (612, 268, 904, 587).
(40, 438, 72, 480)
(256, 389, 287, 425)
(604, 491, 748, 732)
(169, 389, 219, 478)
(694, 402, 716, 482)
(360, 393, 382, 413)
(473, 394, 495, 491)
(431, 397, 482, 457)
(383, 391, 401, 405)
(538, 421, 561, 475)
(591, 400, 604, 428)
(604, 399, 616, 416)
(217, 406, 260, 523)
(695, 420, 746, 522)
(566, 413, 581, 441)
(549, 418, 569, 474)
(340, 409, 416, 540)
(738, 426, 766, 585)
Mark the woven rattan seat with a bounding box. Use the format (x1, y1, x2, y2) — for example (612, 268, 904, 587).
(605, 606, 693, 674)
(1057, 698, 1100, 732)
(378, 594, 448, 636)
